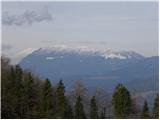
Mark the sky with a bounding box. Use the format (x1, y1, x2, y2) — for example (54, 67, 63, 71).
(2, 1, 159, 64)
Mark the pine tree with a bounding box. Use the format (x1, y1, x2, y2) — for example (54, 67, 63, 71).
(141, 100, 150, 119)
(55, 80, 67, 118)
(40, 78, 54, 118)
(23, 72, 39, 118)
(74, 95, 86, 119)
(90, 96, 98, 118)
(13, 65, 26, 118)
(112, 84, 132, 118)
(1, 62, 27, 118)
(152, 94, 159, 119)
(1, 59, 17, 118)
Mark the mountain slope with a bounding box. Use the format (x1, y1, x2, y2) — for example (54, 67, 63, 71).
(19, 47, 158, 92)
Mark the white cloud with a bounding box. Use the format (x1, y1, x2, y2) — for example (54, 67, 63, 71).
(2, 6, 53, 26)
(7, 48, 37, 64)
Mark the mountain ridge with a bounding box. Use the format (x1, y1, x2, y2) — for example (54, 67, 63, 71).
(19, 47, 158, 92)
(32, 47, 145, 60)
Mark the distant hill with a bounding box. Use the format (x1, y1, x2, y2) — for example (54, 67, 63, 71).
(19, 47, 159, 93)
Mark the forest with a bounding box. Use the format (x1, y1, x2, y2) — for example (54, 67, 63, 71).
(1, 56, 159, 119)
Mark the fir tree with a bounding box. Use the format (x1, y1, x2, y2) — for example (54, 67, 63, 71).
(1, 59, 17, 118)
(13, 65, 26, 118)
(141, 100, 150, 119)
(55, 80, 67, 118)
(90, 96, 98, 118)
(152, 94, 159, 119)
(40, 78, 54, 118)
(14, 65, 23, 83)
(23, 72, 39, 118)
(112, 84, 132, 118)
(74, 95, 86, 119)
(2, 56, 158, 119)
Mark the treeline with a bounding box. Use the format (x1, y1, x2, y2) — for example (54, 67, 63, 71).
(1, 57, 159, 119)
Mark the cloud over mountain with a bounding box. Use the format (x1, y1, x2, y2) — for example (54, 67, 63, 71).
(2, 44, 13, 51)
(2, 6, 53, 26)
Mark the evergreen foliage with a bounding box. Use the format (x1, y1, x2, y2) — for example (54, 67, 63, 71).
(23, 72, 39, 118)
(112, 84, 132, 118)
(55, 80, 67, 118)
(90, 96, 98, 118)
(141, 100, 150, 119)
(74, 95, 86, 119)
(152, 94, 159, 119)
(1, 57, 157, 119)
(40, 78, 54, 118)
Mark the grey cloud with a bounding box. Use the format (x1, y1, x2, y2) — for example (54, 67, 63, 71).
(2, 6, 53, 26)
(2, 44, 13, 51)
(76, 41, 92, 44)
(99, 41, 107, 45)
(41, 40, 93, 44)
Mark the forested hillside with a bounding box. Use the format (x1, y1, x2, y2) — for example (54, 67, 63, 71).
(1, 57, 159, 119)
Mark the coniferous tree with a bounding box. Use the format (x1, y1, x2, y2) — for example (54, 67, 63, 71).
(74, 95, 86, 119)
(1, 58, 16, 118)
(55, 80, 67, 118)
(2, 56, 158, 119)
(23, 72, 39, 118)
(90, 96, 98, 118)
(152, 94, 159, 119)
(112, 84, 132, 118)
(13, 65, 26, 118)
(40, 78, 54, 118)
(141, 100, 150, 119)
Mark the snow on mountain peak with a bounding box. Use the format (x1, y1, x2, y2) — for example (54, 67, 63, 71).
(101, 50, 144, 59)
(35, 45, 102, 55)
(34, 46, 144, 60)
(102, 53, 126, 59)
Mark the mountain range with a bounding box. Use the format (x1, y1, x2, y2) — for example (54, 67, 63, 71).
(19, 47, 158, 93)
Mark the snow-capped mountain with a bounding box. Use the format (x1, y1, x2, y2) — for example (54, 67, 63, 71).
(32, 46, 144, 60)
(19, 47, 158, 92)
